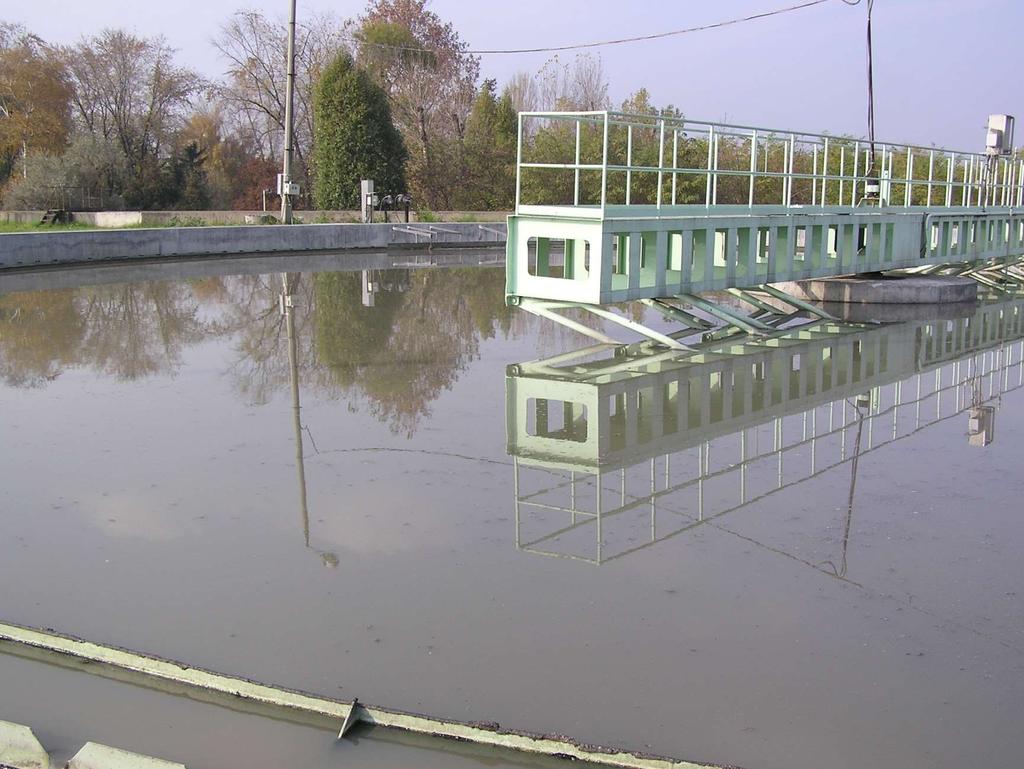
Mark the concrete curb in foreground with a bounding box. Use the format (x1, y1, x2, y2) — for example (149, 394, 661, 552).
(67, 743, 185, 769)
(0, 720, 48, 769)
(0, 621, 729, 769)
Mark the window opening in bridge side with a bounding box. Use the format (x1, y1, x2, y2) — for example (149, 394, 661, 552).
(526, 237, 590, 281)
(526, 398, 588, 443)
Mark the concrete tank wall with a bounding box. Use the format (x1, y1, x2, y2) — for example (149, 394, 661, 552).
(0, 221, 507, 269)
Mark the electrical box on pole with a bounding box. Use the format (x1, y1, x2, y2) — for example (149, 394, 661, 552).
(986, 114, 1015, 156)
(361, 179, 377, 224)
(277, 174, 300, 198)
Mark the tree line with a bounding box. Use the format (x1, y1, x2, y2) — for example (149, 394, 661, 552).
(0, 0, 643, 214)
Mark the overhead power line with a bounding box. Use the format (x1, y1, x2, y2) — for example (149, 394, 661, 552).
(353, 0, 860, 57)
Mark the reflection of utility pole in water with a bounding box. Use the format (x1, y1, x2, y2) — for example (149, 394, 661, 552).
(361, 270, 375, 307)
(280, 272, 338, 567)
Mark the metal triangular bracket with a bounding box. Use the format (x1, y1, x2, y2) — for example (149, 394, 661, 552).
(675, 292, 774, 333)
(338, 698, 360, 739)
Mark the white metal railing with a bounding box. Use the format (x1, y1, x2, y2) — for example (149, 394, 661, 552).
(515, 111, 1024, 212)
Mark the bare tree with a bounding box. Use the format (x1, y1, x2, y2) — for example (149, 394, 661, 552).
(213, 10, 348, 199)
(61, 30, 203, 178)
(567, 53, 610, 111)
(0, 23, 31, 50)
(503, 70, 539, 114)
(523, 53, 610, 112)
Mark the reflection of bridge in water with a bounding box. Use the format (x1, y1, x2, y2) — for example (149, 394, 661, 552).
(507, 296, 1024, 566)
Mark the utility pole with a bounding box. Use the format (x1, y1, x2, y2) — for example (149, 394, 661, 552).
(280, 0, 298, 224)
(863, 0, 879, 201)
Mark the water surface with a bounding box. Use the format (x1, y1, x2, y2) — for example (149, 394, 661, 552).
(1, 257, 1022, 769)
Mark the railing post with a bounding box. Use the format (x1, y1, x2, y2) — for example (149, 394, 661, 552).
(963, 155, 970, 206)
(839, 145, 846, 207)
(946, 152, 954, 208)
(995, 156, 1003, 205)
(964, 156, 970, 207)
(600, 112, 609, 212)
(1008, 159, 1015, 207)
(821, 137, 829, 206)
(1018, 159, 1023, 206)
(1010, 160, 1015, 207)
(851, 141, 860, 206)
(713, 134, 720, 205)
(671, 128, 678, 205)
(812, 144, 819, 207)
(1016, 159, 1022, 206)
(626, 124, 633, 206)
(705, 125, 714, 207)
(515, 113, 523, 211)
(657, 119, 665, 209)
(926, 150, 934, 207)
(880, 145, 891, 203)
(1002, 158, 1010, 207)
(573, 119, 581, 206)
(787, 134, 796, 207)
(880, 144, 889, 203)
(996, 158, 1003, 206)
(782, 140, 790, 206)
(904, 146, 913, 207)
(971, 155, 978, 206)
(981, 157, 988, 207)
(749, 130, 758, 208)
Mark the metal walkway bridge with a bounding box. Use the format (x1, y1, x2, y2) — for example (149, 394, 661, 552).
(506, 111, 1023, 347)
(507, 293, 1024, 565)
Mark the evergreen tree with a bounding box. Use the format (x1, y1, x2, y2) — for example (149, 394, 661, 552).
(312, 52, 406, 209)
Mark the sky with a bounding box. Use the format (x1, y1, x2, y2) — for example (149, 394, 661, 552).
(6, 0, 1021, 150)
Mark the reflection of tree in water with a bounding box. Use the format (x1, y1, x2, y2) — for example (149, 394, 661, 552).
(0, 282, 206, 385)
(2, 266, 519, 436)
(223, 267, 511, 434)
(222, 272, 326, 406)
(77, 283, 206, 380)
(315, 268, 511, 436)
(314, 271, 404, 383)
(0, 289, 84, 386)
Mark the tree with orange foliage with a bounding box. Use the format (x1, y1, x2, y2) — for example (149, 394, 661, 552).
(0, 23, 73, 187)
